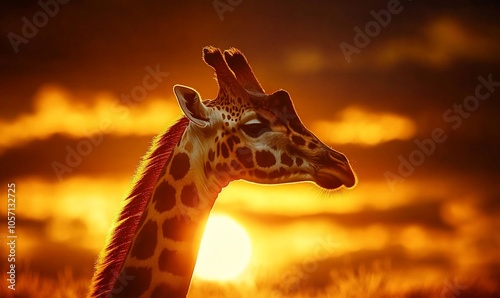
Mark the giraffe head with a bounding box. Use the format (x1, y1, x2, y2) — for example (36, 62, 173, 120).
(173, 46, 356, 190)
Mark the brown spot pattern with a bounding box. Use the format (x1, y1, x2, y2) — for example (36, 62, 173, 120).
(130, 220, 157, 260)
(181, 183, 199, 208)
(158, 248, 192, 276)
(255, 150, 276, 168)
(308, 142, 318, 149)
(281, 153, 294, 167)
(170, 152, 190, 180)
(208, 149, 215, 162)
(153, 180, 176, 212)
(162, 216, 198, 241)
(292, 135, 306, 146)
(296, 157, 304, 166)
(221, 142, 229, 158)
(227, 137, 234, 151)
(271, 167, 287, 179)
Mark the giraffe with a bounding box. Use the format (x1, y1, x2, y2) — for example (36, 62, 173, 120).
(88, 46, 356, 298)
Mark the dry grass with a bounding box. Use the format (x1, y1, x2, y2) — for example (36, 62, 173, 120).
(1, 269, 89, 298)
(1, 263, 498, 298)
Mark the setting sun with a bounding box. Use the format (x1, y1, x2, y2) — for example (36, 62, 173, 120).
(194, 214, 252, 281)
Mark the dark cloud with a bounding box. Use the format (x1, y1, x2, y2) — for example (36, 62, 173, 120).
(0, 134, 153, 183)
(2, 1, 499, 119)
(233, 199, 453, 231)
(24, 240, 96, 278)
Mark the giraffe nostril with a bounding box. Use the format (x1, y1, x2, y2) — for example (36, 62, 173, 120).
(328, 150, 348, 164)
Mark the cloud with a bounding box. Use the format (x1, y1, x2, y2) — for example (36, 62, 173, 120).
(11, 176, 129, 251)
(311, 106, 416, 146)
(284, 46, 329, 74)
(0, 85, 182, 152)
(283, 17, 499, 75)
(373, 17, 500, 68)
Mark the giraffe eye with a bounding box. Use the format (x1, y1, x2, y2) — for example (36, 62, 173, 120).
(241, 118, 271, 138)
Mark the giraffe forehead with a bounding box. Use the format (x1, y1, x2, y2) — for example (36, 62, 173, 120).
(214, 103, 248, 121)
(207, 93, 261, 121)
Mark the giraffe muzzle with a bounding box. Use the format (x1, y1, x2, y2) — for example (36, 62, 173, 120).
(314, 150, 356, 189)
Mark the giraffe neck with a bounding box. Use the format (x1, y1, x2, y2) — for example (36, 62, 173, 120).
(111, 124, 225, 298)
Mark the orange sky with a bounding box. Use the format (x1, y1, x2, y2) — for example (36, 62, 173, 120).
(1, 1, 500, 296)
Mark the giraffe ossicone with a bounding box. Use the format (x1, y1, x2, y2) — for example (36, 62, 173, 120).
(89, 46, 356, 298)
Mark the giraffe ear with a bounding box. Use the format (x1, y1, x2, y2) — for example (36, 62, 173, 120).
(173, 84, 210, 127)
(267, 90, 297, 117)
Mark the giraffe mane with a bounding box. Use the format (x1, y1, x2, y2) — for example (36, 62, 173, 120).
(89, 117, 190, 298)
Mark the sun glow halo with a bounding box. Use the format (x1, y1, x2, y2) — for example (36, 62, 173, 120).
(194, 214, 252, 281)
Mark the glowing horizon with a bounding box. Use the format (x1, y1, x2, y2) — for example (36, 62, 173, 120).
(194, 214, 252, 281)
